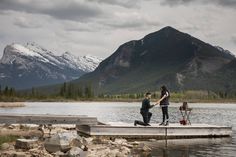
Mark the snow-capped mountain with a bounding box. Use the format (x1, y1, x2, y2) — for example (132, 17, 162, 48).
(61, 52, 101, 72)
(0, 43, 102, 89)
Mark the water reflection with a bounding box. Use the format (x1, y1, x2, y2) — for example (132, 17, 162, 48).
(144, 138, 232, 157)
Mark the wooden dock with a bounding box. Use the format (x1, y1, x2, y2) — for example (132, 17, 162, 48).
(76, 122, 232, 139)
(0, 114, 232, 139)
(0, 114, 99, 125)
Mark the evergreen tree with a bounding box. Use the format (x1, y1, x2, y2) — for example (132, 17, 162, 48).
(9, 88, 15, 97)
(59, 82, 67, 97)
(84, 85, 93, 98)
(31, 87, 35, 97)
(66, 83, 77, 99)
(67, 83, 73, 98)
(77, 87, 83, 98)
(4, 86, 9, 96)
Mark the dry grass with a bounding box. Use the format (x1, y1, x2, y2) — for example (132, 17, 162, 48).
(0, 135, 19, 146)
(0, 102, 25, 108)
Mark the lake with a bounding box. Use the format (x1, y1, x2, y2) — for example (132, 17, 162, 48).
(0, 102, 235, 157)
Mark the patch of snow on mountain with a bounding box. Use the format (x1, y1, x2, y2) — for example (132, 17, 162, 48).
(12, 44, 43, 58)
(61, 52, 102, 72)
(61, 52, 80, 70)
(77, 55, 103, 72)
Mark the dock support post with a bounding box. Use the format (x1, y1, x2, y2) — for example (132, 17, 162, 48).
(165, 127, 167, 147)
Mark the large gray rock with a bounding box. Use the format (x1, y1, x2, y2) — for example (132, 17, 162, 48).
(15, 139, 38, 150)
(44, 131, 81, 153)
(114, 138, 127, 145)
(69, 138, 84, 148)
(120, 146, 131, 155)
(67, 147, 85, 157)
(82, 137, 93, 145)
(138, 143, 152, 152)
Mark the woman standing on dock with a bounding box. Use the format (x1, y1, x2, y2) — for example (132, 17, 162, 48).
(157, 85, 170, 126)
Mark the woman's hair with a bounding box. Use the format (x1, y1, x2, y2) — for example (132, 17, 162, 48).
(145, 92, 151, 97)
(161, 85, 167, 91)
(161, 85, 170, 97)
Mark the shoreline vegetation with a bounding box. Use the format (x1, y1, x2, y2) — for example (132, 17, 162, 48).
(1, 96, 236, 104)
(1, 83, 236, 103)
(0, 102, 25, 108)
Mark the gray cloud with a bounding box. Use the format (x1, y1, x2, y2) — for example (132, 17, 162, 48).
(13, 17, 42, 29)
(0, 0, 103, 21)
(65, 27, 95, 32)
(232, 35, 236, 44)
(0, 0, 236, 59)
(161, 0, 236, 8)
(105, 19, 160, 30)
(99, 11, 161, 30)
(63, 22, 98, 32)
(87, 0, 140, 8)
(217, 0, 236, 7)
(161, 0, 195, 6)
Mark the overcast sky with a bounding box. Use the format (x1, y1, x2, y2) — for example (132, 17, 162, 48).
(0, 0, 236, 58)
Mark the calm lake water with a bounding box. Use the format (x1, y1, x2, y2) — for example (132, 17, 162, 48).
(0, 102, 235, 157)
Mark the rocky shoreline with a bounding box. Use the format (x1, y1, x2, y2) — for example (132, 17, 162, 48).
(0, 124, 152, 157)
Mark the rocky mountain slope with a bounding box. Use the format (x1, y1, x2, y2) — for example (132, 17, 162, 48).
(0, 43, 102, 89)
(71, 26, 235, 94)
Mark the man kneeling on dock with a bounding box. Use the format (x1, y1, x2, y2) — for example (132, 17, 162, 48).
(134, 92, 158, 126)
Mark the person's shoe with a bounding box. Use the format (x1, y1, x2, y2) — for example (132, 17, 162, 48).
(159, 122, 165, 126)
(134, 121, 137, 126)
(145, 123, 151, 126)
(164, 121, 169, 126)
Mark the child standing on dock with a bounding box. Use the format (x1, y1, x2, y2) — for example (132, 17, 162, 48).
(157, 85, 170, 126)
(134, 92, 157, 126)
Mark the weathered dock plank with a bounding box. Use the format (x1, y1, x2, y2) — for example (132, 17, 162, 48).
(76, 123, 232, 139)
(0, 114, 98, 125)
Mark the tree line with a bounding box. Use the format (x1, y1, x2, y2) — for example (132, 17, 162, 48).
(0, 82, 94, 101)
(0, 85, 16, 97)
(1, 83, 236, 102)
(59, 82, 94, 99)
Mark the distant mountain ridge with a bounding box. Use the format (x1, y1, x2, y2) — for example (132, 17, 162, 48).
(69, 26, 236, 94)
(0, 42, 102, 89)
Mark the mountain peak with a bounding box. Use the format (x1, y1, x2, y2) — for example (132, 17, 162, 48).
(62, 51, 75, 57)
(26, 42, 38, 47)
(143, 26, 183, 42)
(153, 26, 180, 36)
(4, 43, 42, 58)
(160, 26, 178, 31)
